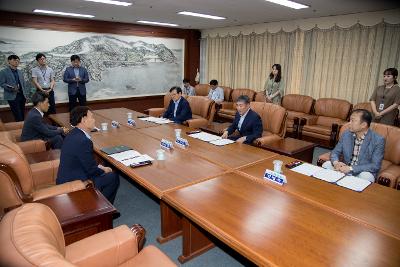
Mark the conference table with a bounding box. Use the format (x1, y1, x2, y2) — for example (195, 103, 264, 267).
(49, 108, 400, 266)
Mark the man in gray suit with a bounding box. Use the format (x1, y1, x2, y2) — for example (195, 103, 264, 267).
(63, 55, 90, 111)
(21, 92, 68, 149)
(0, 55, 28, 121)
(322, 109, 385, 182)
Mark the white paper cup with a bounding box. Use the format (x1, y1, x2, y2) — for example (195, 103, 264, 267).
(101, 122, 108, 131)
(156, 149, 166, 160)
(127, 112, 133, 119)
(273, 160, 283, 173)
(175, 129, 182, 138)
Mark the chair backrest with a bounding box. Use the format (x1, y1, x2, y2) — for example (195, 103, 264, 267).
(163, 94, 172, 108)
(187, 96, 213, 119)
(194, 84, 210, 96)
(0, 203, 68, 267)
(220, 86, 233, 101)
(282, 94, 314, 114)
(254, 92, 266, 102)
(0, 119, 6, 131)
(314, 98, 352, 120)
(353, 102, 372, 112)
(231, 88, 256, 102)
(250, 102, 287, 137)
(0, 131, 17, 143)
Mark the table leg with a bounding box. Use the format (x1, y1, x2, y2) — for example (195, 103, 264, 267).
(157, 201, 182, 243)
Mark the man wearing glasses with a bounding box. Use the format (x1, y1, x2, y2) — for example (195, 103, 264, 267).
(162, 86, 192, 124)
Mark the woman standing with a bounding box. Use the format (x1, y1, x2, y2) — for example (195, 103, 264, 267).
(369, 68, 400, 125)
(264, 64, 285, 105)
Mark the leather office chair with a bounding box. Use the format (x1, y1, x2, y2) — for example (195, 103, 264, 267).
(250, 102, 287, 145)
(281, 94, 314, 138)
(145, 93, 172, 117)
(194, 84, 210, 96)
(0, 141, 85, 214)
(300, 98, 352, 147)
(218, 86, 233, 108)
(184, 96, 216, 128)
(0, 118, 24, 132)
(0, 130, 48, 154)
(353, 102, 372, 112)
(0, 203, 176, 267)
(218, 88, 256, 121)
(317, 122, 400, 188)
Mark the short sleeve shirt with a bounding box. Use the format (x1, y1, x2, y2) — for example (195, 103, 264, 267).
(32, 66, 55, 88)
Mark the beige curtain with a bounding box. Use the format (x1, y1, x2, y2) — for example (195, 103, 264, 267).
(201, 23, 400, 104)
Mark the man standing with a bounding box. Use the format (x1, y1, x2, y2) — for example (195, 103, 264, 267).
(322, 109, 385, 182)
(21, 92, 67, 149)
(163, 86, 192, 124)
(31, 53, 56, 114)
(207, 79, 224, 104)
(0, 55, 28, 121)
(182, 78, 195, 96)
(221, 95, 263, 144)
(57, 106, 120, 203)
(63, 55, 90, 111)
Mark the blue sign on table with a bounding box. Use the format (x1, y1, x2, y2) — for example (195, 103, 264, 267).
(175, 137, 189, 148)
(264, 169, 287, 186)
(161, 139, 173, 150)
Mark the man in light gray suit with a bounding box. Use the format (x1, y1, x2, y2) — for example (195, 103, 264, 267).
(63, 55, 90, 111)
(322, 109, 385, 182)
(0, 55, 28, 121)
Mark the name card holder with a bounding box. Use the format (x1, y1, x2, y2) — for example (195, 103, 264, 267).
(175, 137, 189, 148)
(264, 169, 287, 186)
(161, 139, 173, 150)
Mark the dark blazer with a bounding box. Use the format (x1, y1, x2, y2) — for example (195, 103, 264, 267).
(57, 127, 104, 184)
(227, 109, 263, 144)
(163, 97, 192, 124)
(63, 66, 89, 95)
(20, 108, 63, 141)
(0, 67, 28, 100)
(330, 129, 385, 177)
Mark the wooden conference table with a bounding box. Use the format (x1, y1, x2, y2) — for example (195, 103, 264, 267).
(49, 108, 400, 266)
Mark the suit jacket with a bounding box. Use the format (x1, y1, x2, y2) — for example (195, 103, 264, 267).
(63, 66, 89, 95)
(0, 67, 28, 100)
(330, 129, 385, 177)
(20, 108, 63, 141)
(57, 127, 104, 184)
(163, 97, 192, 124)
(227, 109, 263, 144)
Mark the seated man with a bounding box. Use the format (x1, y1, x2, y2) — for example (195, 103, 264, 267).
(57, 106, 119, 203)
(207, 79, 224, 104)
(163, 86, 192, 124)
(221, 95, 263, 144)
(21, 91, 67, 149)
(322, 109, 385, 182)
(182, 78, 196, 96)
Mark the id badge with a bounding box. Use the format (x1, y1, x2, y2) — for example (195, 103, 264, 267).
(378, 103, 384, 111)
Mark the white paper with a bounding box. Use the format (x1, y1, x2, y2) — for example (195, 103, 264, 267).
(209, 138, 235, 146)
(109, 150, 141, 164)
(138, 116, 172, 124)
(123, 154, 154, 166)
(291, 163, 324, 176)
(188, 132, 221, 142)
(312, 168, 345, 183)
(336, 176, 371, 192)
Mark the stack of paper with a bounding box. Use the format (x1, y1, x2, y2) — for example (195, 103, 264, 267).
(291, 163, 324, 176)
(188, 132, 221, 142)
(336, 176, 371, 192)
(138, 116, 172, 124)
(209, 138, 235, 146)
(312, 168, 345, 183)
(109, 150, 154, 166)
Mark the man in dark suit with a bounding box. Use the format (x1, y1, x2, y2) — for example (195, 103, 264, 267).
(57, 106, 119, 203)
(163, 86, 192, 124)
(322, 109, 385, 182)
(63, 55, 90, 111)
(222, 95, 263, 144)
(20, 92, 67, 149)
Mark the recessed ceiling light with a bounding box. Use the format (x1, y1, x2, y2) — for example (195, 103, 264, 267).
(33, 9, 95, 18)
(178, 11, 225, 20)
(84, 0, 132, 6)
(265, 0, 309, 9)
(136, 20, 178, 27)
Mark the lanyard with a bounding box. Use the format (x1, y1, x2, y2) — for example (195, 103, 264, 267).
(40, 67, 47, 80)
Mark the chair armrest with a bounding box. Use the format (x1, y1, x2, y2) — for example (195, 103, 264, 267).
(66, 225, 140, 267)
(32, 180, 86, 201)
(4, 121, 24, 131)
(17, 140, 47, 154)
(303, 115, 318, 125)
(147, 108, 165, 117)
(185, 118, 209, 129)
(254, 134, 282, 146)
(31, 159, 60, 188)
(220, 101, 233, 109)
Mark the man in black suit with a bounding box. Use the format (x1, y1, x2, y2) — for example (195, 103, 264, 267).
(222, 95, 263, 144)
(20, 92, 67, 149)
(56, 106, 119, 203)
(162, 86, 192, 124)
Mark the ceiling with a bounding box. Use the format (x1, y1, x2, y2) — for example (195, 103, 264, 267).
(0, 0, 398, 29)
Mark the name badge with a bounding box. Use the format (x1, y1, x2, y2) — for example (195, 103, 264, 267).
(264, 169, 287, 186)
(378, 103, 385, 111)
(175, 137, 189, 148)
(161, 139, 173, 150)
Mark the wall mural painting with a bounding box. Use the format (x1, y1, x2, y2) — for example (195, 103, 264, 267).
(0, 26, 184, 105)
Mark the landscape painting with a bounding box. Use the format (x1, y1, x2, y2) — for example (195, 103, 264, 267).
(0, 26, 184, 105)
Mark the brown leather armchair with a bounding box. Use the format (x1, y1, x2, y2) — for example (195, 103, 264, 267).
(353, 102, 372, 112)
(217, 88, 256, 121)
(317, 122, 400, 188)
(0, 141, 85, 214)
(145, 93, 172, 117)
(184, 96, 216, 128)
(0, 130, 48, 154)
(0, 203, 176, 267)
(250, 102, 287, 145)
(194, 84, 210, 96)
(0, 118, 24, 132)
(300, 98, 352, 147)
(281, 94, 314, 138)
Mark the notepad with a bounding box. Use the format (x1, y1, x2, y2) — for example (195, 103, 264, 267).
(209, 138, 235, 146)
(312, 168, 345, 183)
(291, 163, 324, 176)
(100, 145, 133, 155)
(336, 176, 371, 192)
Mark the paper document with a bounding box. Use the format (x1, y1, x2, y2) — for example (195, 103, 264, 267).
(138, 116, 172, 124)
(123, 154, 154, 166)
(209, 138, 235, 146)
(312, 168, 345, 183)
(291, 163, 324, 176)
(109, 150, 141, 163)
(336, 176, 371, 192)
(188, 132, 221, 142)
